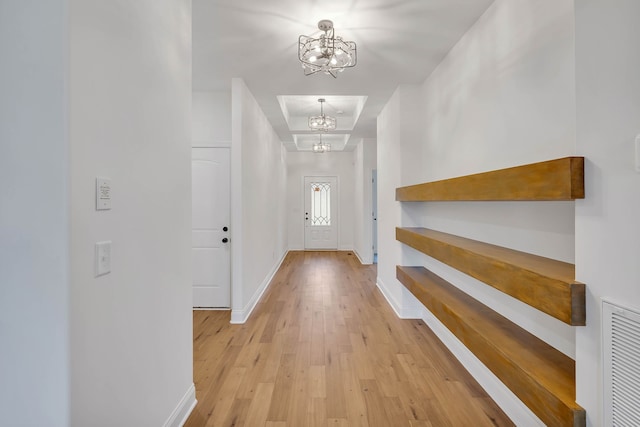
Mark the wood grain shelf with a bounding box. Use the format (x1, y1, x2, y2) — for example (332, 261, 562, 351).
(396, 227, 585, 325)
(395, 157, 584, 201)
(397, 266, 585, 427)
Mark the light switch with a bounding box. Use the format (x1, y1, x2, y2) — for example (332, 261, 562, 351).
(96, 177, 112, 210)
(95, 241, 111, 277)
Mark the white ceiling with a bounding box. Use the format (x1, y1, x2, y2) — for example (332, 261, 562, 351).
(193, 0, 495, 151)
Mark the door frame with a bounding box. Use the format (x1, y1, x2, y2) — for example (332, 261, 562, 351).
(372, 168, 378, 263)
(303, 175, 339, 250)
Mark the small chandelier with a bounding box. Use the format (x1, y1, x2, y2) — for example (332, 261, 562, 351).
(298, 19, 357, 78)
(312, 134, 332, 153)
(308, 98, 336, 132)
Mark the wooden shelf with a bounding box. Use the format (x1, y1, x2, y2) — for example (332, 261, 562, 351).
(397, 266, 585, 427)
(396, 227, 585, 325)
(395, 157, 584, 201)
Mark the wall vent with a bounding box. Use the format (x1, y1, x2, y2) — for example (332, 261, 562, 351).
(604, 300, 640, 426)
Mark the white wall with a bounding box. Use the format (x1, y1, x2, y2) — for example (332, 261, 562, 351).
(69, 1, 194, 426)
(377, 0, 576, 424)
(0, 2, 70, 426)
(286, 151, 356, 251)
(377, 85, 427, 318)
(575, 1, 640, 426)
(192, 91, 231, 147)
(231, 79, 288, 323)
(353, 139, 377, 264)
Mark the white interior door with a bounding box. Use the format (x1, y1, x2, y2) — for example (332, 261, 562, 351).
(304, 176, 338, 250)
(192, 147, 230, 308)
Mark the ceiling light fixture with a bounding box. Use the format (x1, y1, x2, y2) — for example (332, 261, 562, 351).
(312, 134, 332, 153)
(308, 98, 337, 132)
(298, 20, 357, 78)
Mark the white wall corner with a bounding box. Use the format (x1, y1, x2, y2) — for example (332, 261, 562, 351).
(419, 306, 544, 426)
(231, 250, 289, 324)
(230, 78, 244, 320)
(163, 383, 197, 427)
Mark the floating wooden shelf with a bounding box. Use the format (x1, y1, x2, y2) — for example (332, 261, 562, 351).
(395, 157, 584, 201)
(397, 266, 585, 427)
(396, 227, 585, 325)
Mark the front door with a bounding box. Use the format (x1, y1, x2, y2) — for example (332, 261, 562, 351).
(192, 147, 230, 308)
(304, 176, 338, 249)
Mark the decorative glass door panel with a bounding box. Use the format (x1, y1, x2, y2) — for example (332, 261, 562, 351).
(304, 176, 338, 249)
(310, 182, 331, 226)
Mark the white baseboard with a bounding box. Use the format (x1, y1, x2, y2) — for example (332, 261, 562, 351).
(375, 277, 420, 319)
(418, 306, 544, 426)
(163, 383, 197, 427)
(230, 250, 288, 324)
(191, 140, 231, 148)
(353, 249, 373, 265)
(376, 277, 402, 316)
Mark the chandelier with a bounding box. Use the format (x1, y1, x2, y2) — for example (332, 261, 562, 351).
(312, 134, 331, 153)
(298, 20, 357, 78)
(308, 98, 336, 132)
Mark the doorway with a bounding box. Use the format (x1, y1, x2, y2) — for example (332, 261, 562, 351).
(304, 176, 338, 250)
(191, 147, 230, 308)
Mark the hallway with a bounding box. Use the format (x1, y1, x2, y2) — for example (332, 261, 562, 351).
(185, 251, 513, 426)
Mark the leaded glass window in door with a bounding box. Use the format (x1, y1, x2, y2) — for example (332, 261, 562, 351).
(310, 182, 331, 226)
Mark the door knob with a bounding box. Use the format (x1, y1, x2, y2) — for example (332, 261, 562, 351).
(222, 238, 228, 243)
(223, 226, 228, 232)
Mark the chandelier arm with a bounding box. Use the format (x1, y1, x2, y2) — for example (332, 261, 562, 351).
(304, 67, 323, 77)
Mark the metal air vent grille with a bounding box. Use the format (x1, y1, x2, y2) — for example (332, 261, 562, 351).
(604, 300, 640, 426)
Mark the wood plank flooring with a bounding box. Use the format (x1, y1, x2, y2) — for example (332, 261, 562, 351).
(185, 251, 514, 427)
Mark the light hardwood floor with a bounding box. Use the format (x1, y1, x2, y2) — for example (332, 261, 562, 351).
(185, 251, 514, 427)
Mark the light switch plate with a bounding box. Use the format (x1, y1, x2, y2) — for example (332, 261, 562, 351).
(95, 241, 111, 277)
(96, 177, 112, 210)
